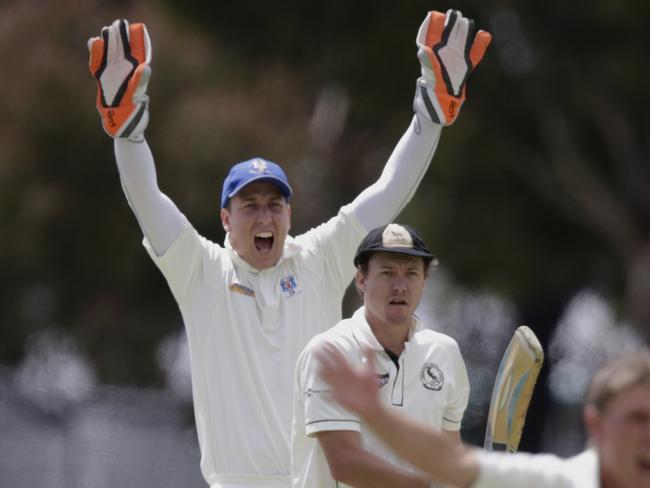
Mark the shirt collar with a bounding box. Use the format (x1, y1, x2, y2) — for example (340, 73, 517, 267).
(350, 306, 425, 352)
(224, 232, 303, 273)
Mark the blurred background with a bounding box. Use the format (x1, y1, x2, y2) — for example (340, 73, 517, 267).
(1, 0, 648, 486)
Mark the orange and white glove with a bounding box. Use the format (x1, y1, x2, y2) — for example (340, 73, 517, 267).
(414, 10, 491, 126)
(88, 19, 152, 141)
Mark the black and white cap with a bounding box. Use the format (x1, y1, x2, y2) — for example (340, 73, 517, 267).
(353, 223, 436, 267)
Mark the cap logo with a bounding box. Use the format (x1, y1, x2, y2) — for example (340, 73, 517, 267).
(382, 224, 414, 249)
(249, 159, 269, 175)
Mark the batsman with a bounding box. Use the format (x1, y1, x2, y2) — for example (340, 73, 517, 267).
(87, 10, 491, 488)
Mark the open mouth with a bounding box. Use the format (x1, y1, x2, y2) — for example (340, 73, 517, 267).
(389, 298, 408, 306)
(254, 232, 274, 253)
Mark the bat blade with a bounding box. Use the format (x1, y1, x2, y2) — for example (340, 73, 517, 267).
(484, 325, 544, 453)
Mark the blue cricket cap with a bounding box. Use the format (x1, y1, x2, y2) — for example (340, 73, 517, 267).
(220, 157, 293, 208)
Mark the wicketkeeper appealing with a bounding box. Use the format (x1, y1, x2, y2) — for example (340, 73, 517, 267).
(87, 11, 490, 488)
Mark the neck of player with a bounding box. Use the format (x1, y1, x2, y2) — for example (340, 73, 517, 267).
(366, 311, 412, 356)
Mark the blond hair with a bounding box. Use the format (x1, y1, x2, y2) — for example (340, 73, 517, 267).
(585, 350, 650, 412)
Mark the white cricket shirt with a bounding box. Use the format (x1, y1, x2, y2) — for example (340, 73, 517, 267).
(472, 448, 599, 488)
(291, 307, 470, 488)
(144, 204, 366, 486)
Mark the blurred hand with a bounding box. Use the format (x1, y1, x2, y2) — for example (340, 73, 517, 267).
(413, 9, 491, 125)
(315, 344, 382, 419)
(88, 19, 152, 141)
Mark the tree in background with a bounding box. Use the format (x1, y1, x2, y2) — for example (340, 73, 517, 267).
(0, 0, 647, 453)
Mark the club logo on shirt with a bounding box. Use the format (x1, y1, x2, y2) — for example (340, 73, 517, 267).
(420, 362, 444, 391)
(376, 373, 390, 388)
(280, 274, 302, 298)
(229, 282, 255, 297)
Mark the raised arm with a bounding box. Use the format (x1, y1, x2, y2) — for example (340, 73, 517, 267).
(297, 342, 432, 488)
(318, 430, 431, 488)
(114, 139, 186, 256)
(88, 19, 186, 256)
(316, 344, 480, 488)
(351, 9, 491, 231)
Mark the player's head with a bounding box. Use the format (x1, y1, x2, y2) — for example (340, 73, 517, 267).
(220, 158, 292, 209)
(220, 158, 293, 270)
(583, 350, 650, 488)
(353, 224, 436, 328)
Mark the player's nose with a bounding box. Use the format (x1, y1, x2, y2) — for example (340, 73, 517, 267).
(255, 206, 272, 223)
(391, 276, 408, 292)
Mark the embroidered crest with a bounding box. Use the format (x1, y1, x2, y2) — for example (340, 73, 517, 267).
(420, 362, 444, 391)
(280, 274, 302, 298)
(376, 373, 390, 388)
(382, 223, 414, 249)
(229, 282, 255, 297)
(249, 158, 269, 174)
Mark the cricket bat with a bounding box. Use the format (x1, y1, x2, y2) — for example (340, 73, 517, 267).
(484, 325, 544, 453)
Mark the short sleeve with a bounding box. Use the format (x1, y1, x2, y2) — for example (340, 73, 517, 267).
(143, 222, 219, 305)
(296, 339, 361, 437)
(472, 451, 575, 488)
(295, 204, 367, 293)
(442, 339, 470, 431)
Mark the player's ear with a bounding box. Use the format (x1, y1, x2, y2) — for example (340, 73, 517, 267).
(583, 404, 602, 439)
(354, 268, 367, 295)
(220, 208, 231, 232)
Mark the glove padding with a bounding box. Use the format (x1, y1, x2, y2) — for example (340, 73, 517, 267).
(414, 10, 491, 125)
(88, 19, 152, 141)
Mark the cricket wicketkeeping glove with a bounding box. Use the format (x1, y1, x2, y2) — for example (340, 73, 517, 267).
(88, 19, 152, 141)
(414, 10, 492, 125)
